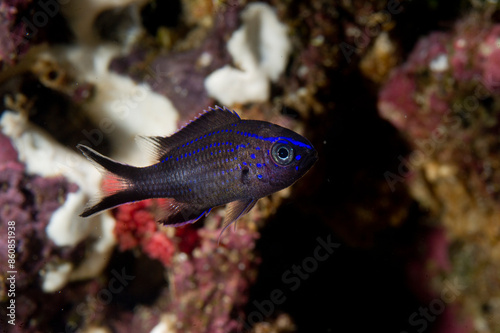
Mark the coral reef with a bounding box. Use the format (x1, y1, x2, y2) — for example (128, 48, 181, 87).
(3, 0, 500, 332)
(167, 226, 259, 333)
(109, 0, 240, 123)
(1, 110, 116, 292)
(0, 0, 37, 70)
(0, 0, 73, 71)
(204, 2, 292, 105)
(113, 200, 175, 267)
(379, 10, 500, 332)
(0, 132, 81, 328)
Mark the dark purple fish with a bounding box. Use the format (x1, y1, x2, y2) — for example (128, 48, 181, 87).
(78, 106, 317, 236)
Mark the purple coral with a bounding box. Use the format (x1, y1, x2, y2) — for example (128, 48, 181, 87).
(0, 132, 84, 331)
(378, 11, 500, 333)
(169, 227, 260, 333)
(0, 0, 33, 70)
(378, 15, 500, 204)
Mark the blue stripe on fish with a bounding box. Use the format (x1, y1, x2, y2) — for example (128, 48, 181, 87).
(78, 105, 317, 241)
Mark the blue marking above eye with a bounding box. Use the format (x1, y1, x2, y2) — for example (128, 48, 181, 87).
(250, 154, 256, 159)
(250, 135, 313, 149)
(257, 174, 263, 179)
(242, 162, 247, 166)
(256, 163, 262, 168)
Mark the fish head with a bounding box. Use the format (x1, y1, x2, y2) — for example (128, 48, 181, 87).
(247, 123, 318, 195)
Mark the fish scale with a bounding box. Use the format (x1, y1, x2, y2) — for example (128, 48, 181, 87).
(148, 130, 257, 206)
(77, 106, 318, 237)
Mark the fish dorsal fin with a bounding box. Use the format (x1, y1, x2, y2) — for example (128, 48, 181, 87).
(218, 199, 257, 244)
(138, 106, 241, 161)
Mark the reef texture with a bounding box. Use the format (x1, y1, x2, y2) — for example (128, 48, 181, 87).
(113, 200, 176, 267)
(379, 10, 500, 332)
(0, 0, 33, 70)
(168, 226, 259, 333)
(0, 132, 83, 330)
(0, 0, 73, 71)
(3, 0, 500, 332)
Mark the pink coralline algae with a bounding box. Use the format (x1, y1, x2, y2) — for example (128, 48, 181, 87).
(0, 132, 80, 330)
(379, 13, 500, 204)
(0, 0, 35, 70)
(112, 197, 260, 333)
(378, 11, 500, 332)
(175, 223, 201, 255)
(113, 200, 175, 267)
(169, 227, 260, 333)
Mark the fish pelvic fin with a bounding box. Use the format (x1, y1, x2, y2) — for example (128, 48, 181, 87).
(154, 198, 212, 227)
(217, 199, 257, 245)
(77, 144, 138, 217)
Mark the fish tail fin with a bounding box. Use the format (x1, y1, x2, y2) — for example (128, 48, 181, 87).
(77, 144, 138, 217)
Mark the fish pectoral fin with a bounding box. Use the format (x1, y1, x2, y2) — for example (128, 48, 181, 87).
(154, 198, 211, 227)
(217, 199, 257, 243)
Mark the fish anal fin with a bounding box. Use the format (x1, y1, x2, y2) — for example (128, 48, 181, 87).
(153, 198, 211, 227)
(218, 199, 257, 244)
(136, 106, 241, 162)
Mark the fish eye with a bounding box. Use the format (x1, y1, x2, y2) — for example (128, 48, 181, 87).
(271, 141, 294, 165)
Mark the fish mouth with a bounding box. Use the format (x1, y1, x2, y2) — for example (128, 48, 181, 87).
(300, 149, 318, 169)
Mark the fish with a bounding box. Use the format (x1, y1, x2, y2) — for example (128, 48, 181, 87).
(77, 106, 318, 238)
